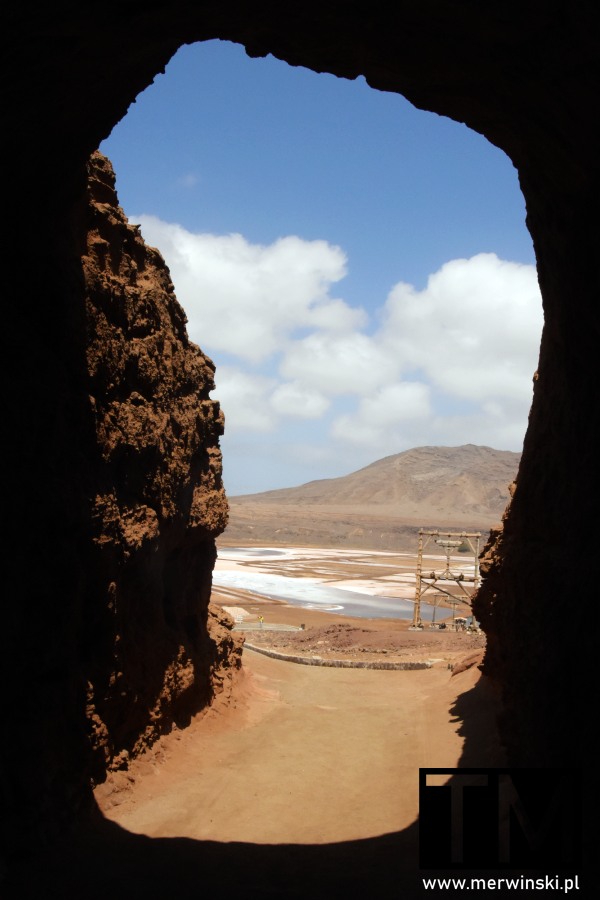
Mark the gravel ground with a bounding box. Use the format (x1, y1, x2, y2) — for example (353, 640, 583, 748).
(242, 620, 485, 664)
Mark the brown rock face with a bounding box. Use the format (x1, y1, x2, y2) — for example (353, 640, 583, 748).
(81, 151, 240, 783)
(3, 0, 598, 875)
(3, 147, 242, 857)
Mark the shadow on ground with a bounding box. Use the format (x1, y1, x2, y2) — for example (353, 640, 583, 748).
(3, 673, 507, 899)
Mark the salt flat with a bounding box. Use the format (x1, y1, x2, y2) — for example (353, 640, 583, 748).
(214, 544, 476, 621)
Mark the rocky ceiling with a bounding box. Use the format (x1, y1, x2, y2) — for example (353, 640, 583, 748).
(3, 0, 598, 882)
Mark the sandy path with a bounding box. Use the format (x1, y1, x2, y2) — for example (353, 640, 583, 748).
(97, 646, 503, 846)
(9, 634, 506, 900)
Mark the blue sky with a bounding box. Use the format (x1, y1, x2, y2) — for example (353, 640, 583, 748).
(100, 39, 543, 495)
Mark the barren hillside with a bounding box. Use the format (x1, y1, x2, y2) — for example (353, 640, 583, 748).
(221, 444, 520, 551)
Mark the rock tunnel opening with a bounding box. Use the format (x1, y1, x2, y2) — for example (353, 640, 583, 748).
(3, 4, 596, 891)
(84, 38, 540, 845)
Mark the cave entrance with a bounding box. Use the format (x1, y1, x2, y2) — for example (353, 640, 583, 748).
(93, 36, 535, 845)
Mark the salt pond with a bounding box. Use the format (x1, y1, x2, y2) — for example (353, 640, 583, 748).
(214, 547, 445, 621)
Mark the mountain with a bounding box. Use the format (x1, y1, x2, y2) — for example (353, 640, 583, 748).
(221, 444, 520, 551)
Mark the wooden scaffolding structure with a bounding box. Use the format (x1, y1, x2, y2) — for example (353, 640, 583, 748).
(410, 529, 482, 629)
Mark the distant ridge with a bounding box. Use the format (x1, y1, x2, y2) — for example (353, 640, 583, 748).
(222, 445, 520, 551)
(230, 444, 520, 519)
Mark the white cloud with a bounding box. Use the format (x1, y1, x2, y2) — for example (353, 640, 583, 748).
(270, 382, 330, 418)
(134, 216, 356, 363)
(212, 366, 276, 432)
(331, 382, 432, 447)
(214, 369, 329, 432)
(379, 253, 542, 404)
(327, 254, 542, 455)
(129, 216, 543, 490)
(281, 331, 399, 395)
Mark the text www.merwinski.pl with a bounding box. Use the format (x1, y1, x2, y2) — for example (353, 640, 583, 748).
(422, 874, 580, 892)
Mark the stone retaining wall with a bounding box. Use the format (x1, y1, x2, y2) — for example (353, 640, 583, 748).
(243, 643, 432, 670)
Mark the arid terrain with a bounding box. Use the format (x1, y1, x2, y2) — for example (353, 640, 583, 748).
(242, 619, 485, 666)
(92, 536, 501, 895)
(89, 449, 513, 893)
(223, 444, 519, 550)
(210, 543, 484, 661)
(93, 606, 501, 897)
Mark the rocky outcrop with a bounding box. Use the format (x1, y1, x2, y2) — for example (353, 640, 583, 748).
(3, 0, 598, 874)
(81, 151, 241, 782)
(1, 149, 242, 858)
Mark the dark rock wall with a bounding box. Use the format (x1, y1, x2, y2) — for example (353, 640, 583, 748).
(3, 146, 242, 855)
(3, 0, 598, 860)
(81, 151, 240, 783)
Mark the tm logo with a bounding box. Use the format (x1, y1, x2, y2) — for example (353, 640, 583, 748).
(419, 768, 581, 870)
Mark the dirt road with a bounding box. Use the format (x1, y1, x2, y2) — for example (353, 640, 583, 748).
(96, 642, 504, 845)
(9, 629, 505, 900)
